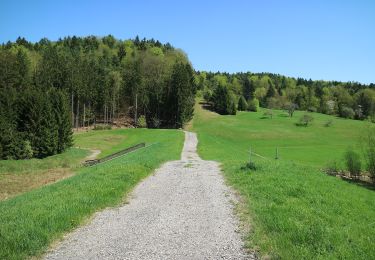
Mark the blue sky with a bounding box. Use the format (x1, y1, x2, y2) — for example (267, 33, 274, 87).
(1, 0, 374, 84)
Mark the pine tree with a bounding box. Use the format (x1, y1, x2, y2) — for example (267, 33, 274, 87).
(243, 77, 255, 100)
(238, 96, 248, 111)
(164, 62, 196, 128)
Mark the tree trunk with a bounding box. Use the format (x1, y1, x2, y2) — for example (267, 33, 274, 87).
(76, 100, 80, 130)
(83, 103, 86, 128)
(71, 92, 74, 127)
(135, 93, 138, 127)
(112, 99, 115, 125)
(104, 105, 106, 125)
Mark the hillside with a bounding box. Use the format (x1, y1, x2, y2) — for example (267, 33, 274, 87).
(191, 101, 375, 258)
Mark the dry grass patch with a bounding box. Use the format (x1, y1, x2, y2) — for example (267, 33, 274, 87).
(0, 168, 73, 201)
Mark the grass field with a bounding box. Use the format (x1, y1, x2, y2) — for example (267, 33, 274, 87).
(191, 103, 375, 259)
(0, 128, 184, 260)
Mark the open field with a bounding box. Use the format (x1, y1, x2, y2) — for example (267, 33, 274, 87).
(191, 103, 375, 259)
(192, 102, 369, 168)
(0, 129, 184, 260)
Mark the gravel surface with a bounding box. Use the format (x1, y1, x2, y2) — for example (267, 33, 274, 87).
(45, 131, 253, 260)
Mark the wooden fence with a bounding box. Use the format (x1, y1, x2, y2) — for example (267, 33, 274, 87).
(84, 143, 146, 166)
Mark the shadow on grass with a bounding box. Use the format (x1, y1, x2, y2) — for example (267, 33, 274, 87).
(340, 177, 375, 191)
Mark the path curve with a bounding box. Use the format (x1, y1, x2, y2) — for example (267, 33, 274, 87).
(45, 131, 253, 260)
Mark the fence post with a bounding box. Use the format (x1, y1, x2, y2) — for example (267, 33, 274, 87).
(275, 147, 279, 160)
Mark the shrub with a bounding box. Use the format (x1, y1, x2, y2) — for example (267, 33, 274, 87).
(19, 140, 33, 159)
(297, 114, 314, 126)
(237, 96, 248, 111)
(202, 88, 213, 103)
(93, 124, 112, 130)
(340, 106, 355, 119)
(362, 126, 375, 179)
(263, 110, 273, 119)
(344, 148, 361, 179)
(137, 115, 147, 128)
(247, 98, 259, 112)
(324, 119, 333, 127)
(307, 106, 317, 112)
(325, 160, 340, 175)
(241, 161, 257, 171)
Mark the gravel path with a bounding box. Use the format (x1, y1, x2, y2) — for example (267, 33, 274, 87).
(45, 131, 253, 260)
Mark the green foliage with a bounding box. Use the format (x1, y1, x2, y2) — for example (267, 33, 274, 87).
(297, 114, 314, 126)
(19, 140, 33, 159)
(362, 126, 375, 178)
(344, 148, 361, 178)
(137, 115, 147, 128)
(0, 88, 72, 159)
(247, 98, 259, 112)
(242, 77, 255, 100)
(237, 96, 248, 111)
(340, 106, 355, 119)
(324, 119, 333, 127)
(263, 109, 273, 119)
(212, 84, 237, 115)
(93, 124, 112, 130)
(197, 71, 375, 121)
(162, 62, 196, 128)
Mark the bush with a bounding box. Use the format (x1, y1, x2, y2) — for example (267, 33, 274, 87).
(297, 114, 314, 126)
(19, 140, 33, 159)
(325, 160, 340, 175)
(344, 148, 361, 179)
(237, 96, 248, 111)
(263, 110, 273, 119)
(241, 161, 257, 171)
(202, 88, 213, 103)
(340, 106, 355, 119)
(247, 98, 259, 112)
(93, 124, 112, 130)
(137, 115, 147, 128)
(307, 106, 317, 112)
(362, 126, 375, 179)
(324, 119, 333, 127)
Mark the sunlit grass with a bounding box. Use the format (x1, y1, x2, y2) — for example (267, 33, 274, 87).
(192, 102, 375, 259)
(0, 129, 184, 260)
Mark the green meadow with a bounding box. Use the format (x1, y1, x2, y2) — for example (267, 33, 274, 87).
(193, 103, 368, 168)
(192, 103, 375, 259)
(0, 129, 184, 260)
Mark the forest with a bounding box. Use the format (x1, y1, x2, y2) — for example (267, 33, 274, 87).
(198, 71, 375, 118)
(0, 35, 196, 159)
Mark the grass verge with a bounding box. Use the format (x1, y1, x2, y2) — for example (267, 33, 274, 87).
(192, 102, 375, 259)
(0, 129, 183, 260)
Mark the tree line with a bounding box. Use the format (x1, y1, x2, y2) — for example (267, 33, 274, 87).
(198, 71, 375, 120)
(0, 36, 196, 159)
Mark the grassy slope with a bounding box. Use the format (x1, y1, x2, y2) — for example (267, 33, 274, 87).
(0, 128, 184, 260)
(193, 104, 368, 168)
(0, 148, 89, 175)
(192, 103, 375, 259)
(0, 148, 89, 201)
